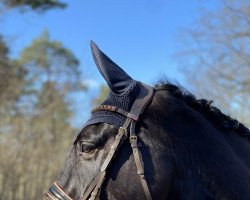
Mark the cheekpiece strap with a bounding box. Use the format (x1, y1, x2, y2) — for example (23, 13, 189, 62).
(82, 118, 131, 200)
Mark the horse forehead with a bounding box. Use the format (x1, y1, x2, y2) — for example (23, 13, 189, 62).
(77, 123, 117, 140)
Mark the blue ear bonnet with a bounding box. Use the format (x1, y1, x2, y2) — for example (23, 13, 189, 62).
(84, 81, 141, 128)
(83, 41, 149, 128)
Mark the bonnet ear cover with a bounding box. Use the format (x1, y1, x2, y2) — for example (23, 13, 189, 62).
(90, 41, 134, 95)
(83, 41, 145, 128)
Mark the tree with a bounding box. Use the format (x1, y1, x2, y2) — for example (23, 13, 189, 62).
(19, 31, 83, 95)
(0, 36, 25, 115)
(0, 31, 84, 199)
(1, 0, 66, 11)
(176, 0, 250, 126)
(0, 1, 74, 199)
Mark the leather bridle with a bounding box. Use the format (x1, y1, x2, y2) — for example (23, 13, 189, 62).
(46, 85, 154, 200)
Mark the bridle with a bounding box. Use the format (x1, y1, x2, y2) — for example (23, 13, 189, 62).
(46, 85, 154, 200)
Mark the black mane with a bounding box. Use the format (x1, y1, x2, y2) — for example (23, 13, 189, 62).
(155, 82, 250, 140)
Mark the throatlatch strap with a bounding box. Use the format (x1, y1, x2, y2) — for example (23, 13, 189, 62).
(82, 118, 131, 200)
(130, 121, 152, 200)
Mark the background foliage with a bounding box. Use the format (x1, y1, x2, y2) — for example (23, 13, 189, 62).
(176, 0, 250, 127)
(2, 0, 66, 11)
(0, 1, 80, 199)
(0, 0, 249, 199)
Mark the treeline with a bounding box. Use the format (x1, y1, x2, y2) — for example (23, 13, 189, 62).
(0, 32, 83, 199)
(0, 1, 85, 199)
(176, 0, 250, 127)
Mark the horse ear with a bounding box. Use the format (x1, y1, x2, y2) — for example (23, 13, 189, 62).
(90, 41, 134, 94)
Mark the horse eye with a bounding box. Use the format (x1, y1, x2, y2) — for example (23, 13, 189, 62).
(80, 142, 95, 154)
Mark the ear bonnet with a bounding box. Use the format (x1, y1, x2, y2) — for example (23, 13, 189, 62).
(83, 41, 154, 128)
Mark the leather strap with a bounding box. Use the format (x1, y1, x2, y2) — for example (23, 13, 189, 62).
(92, 106, 138, 121)
(130, 84, 154, 118)
(82, 118, 131, 200)
(82, 172, 103, 200)
(130, 121, 152, 200)
(89, 171, 106, 200)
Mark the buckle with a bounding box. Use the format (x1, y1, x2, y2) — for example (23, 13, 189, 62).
(130, 135, 138, 148)
(117, 127, 127, 138)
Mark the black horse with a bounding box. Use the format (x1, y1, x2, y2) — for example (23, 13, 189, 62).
(45, 42, 250, 200)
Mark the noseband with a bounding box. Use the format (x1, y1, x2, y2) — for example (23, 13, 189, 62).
(46, 85, 154, 200)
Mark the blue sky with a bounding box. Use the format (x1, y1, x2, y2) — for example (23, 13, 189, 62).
(1, 0, 219, 126)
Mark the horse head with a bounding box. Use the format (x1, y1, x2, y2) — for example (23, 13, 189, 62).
(45, 42, 250, 200)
